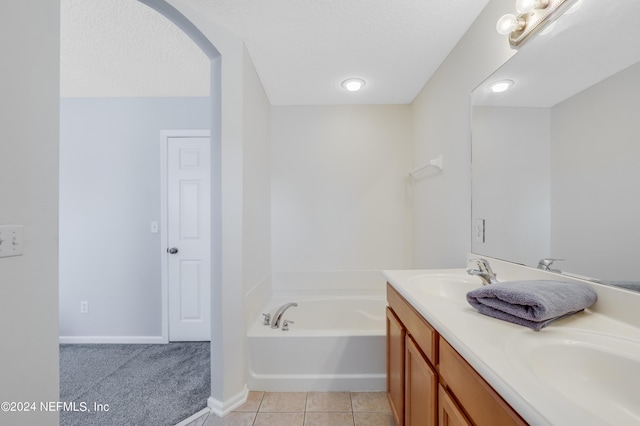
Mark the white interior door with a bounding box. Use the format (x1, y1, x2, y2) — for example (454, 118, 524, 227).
(165, 133, 211, 341)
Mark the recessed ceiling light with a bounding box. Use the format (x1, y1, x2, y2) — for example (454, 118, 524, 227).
(341, 78, 366, 92)
(489, 79, 514, 93)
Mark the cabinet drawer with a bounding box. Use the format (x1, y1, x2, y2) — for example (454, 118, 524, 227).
(387, 283, 437, 365)
(439, 338, 527, 426)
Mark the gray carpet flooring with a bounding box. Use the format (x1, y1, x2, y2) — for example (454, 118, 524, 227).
(59, 343, 210, 426)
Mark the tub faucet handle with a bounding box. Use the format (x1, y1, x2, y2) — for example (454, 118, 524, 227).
(262, 313, 271, 325)
(282, 319, 294, 331)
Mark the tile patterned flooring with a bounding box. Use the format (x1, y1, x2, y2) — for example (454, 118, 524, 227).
(186, 391, 395, 426)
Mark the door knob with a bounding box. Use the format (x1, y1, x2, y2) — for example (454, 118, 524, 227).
(168, 247, 178, 254)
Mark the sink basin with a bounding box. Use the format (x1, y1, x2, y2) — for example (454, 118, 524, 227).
(404, 272, 482, 302)
(505, 328, 640, 424)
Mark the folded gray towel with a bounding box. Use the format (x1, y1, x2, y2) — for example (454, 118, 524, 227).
(466, 280, 597, 331)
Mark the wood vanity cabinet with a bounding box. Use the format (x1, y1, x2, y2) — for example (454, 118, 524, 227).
(387, 285, 438, 426)
(405, 334, 438, 426)
(387, 284, 527, 426)
(438, 385, 471, 426)
(387, 307, 406, 426)
(439, 338, 526, 426)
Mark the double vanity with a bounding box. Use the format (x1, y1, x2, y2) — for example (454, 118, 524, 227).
(384, 257, 640, 425)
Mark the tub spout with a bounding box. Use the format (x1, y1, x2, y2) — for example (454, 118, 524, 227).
(271, 302, 298, 329)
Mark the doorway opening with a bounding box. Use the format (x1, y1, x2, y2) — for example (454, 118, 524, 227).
(59, 0, 220, 423)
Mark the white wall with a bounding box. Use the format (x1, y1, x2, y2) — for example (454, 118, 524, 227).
(471, 106, 551, 267)
(164, 2, 251, 410)
(0, 2, 60, 425)
(0, 0, 529, 422)
(411, 0, 516, 269)
(165, 1, 524, 410)
(242, 47, 272, 325)
(271, 105, 413, 288)
(551, 61, 640, 280)
(59, 97, 210, 341)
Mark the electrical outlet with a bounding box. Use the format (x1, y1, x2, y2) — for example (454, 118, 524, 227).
(80, 301, 89, 314)
(474, 219, 485, 243)
(0, 225, 24, 258)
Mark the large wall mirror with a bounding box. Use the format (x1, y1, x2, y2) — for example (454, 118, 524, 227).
(471, 1, 640, 290)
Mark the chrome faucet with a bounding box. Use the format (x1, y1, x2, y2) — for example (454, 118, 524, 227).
(537, 258, 564, 273)
(270, 302, 298, 329)
(467, 258, 498, 285)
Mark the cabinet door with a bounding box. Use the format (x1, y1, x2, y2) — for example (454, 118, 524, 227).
(438, 385, 472, 426)
(405, 335, 437, 426)
(387, 307, 405, 426)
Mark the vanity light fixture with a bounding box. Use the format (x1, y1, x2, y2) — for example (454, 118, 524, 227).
(515, 0, 549, 14)
(489, 79, 514, 93)
(565, 0, 583, 15)
(341, 78, 366, 92)
(497, 0, 579, 47)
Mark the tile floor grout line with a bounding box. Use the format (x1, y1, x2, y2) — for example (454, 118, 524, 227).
(252, 392, 264, 426)
(303, 392, 308, 426)
(350, 392, 355, 426)
(350, 392, 354, 416)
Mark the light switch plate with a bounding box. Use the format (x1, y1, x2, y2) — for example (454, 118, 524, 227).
(474, 219, 485, 243)
(0, 225, 24, 257)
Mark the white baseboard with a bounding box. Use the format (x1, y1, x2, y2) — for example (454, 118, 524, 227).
(207, 384, 249, 417)
(174, 407, 211, 426)
(59, 336, 168, 344)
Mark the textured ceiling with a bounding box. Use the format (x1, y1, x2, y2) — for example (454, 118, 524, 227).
(60, 0, 210, 97)
(61, 0, 490, 104)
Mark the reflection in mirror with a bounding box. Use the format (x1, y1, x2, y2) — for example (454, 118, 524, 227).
(471, 1, 640, 290)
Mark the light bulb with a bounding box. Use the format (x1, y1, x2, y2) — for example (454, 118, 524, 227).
(496, 14, 524, 35)
(516, 0, 535, 14)
(515, 0, 549, 14)
(341, 78, 365, 92)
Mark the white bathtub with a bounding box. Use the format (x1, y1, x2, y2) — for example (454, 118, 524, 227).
(246, 294, 387, 391)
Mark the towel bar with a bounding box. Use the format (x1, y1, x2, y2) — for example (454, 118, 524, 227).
(409, 154, 443, 178)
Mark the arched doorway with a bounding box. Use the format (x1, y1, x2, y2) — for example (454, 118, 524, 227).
(58, 0, 221, 423)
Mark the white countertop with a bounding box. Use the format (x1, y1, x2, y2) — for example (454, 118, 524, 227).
(384, 259, 640, 426)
